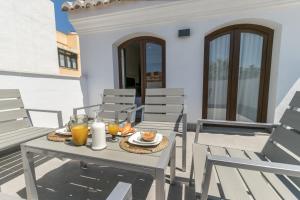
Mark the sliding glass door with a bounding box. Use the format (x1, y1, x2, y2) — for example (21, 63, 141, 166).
(203, 24, 274, 122)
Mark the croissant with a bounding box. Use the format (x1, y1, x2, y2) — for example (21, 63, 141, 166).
(120, 123, 135, 136)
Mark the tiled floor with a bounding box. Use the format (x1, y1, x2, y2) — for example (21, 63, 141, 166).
(0, 131, 269, 200)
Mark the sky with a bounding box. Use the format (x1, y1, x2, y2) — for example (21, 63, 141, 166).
(51, 0, 75, 33)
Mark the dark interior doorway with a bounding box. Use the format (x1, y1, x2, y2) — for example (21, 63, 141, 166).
(118, 36, 166, 108)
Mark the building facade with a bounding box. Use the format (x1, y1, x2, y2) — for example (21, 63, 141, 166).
(64, 0, 300, 123)
(0, 0, 85, 128)
(0, 0, 58, 75)
(56, 31, 82, 77)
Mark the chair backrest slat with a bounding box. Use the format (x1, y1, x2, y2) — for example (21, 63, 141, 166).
(101, 89, 136, 121)
(263, 91, 300, 187)
(0, 109, 28, 122)
(0, 89, 31, 132)
(0, 99, 24, 110)
(0, 119, 31, 134)
(145, 105, 183, 113)
(263, 142, 300, 186)
(144, 113, 183, 123)
(0, 89, 21, 98)
(101, 112, 128, 121)
(103, 89, 135, 96)
(144, 88, 184, 123)
(103, 96, 135, 104)
(101, 104, 134, 112)
(146, 88, 184, 96)
(145, 96, 184, 105)
(269, 126, 300, 157)
(280, 109, 300, 132)
(289, 92, 300, 108)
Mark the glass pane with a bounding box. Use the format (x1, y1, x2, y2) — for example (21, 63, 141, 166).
(67, 56, 72, 68)
(59, 54, 65, 67)
(145, 42, 163, 88)
(71, 57, 77, 69)
(207, 34, 230, 120)
(236, 33, 263, 122)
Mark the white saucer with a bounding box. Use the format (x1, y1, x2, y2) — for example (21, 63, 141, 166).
(128, 132, 162, 146)
(55, 127, 71, 136)
(116, 131, 134, 137)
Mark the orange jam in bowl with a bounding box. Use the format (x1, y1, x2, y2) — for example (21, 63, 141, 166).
(71, 124, 89, 146)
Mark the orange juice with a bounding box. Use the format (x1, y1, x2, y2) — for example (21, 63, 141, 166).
(108, 122, 119, 142)
(108, 123, 119, 136)
(71, 124, 89, 146)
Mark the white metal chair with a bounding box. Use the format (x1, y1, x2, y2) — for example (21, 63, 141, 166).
(128, 88, 187, 171)
(73, 89, 136, 123)
(0, 89, 63, 155)
(192, 92, 300, 200)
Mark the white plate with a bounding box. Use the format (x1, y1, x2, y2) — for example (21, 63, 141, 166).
(133, 136, 157, 145)
(128, 132, 162, 146)
(116, 131, 134, 137)
(55, 127, 71, 136)
(55, 127, 91, 136)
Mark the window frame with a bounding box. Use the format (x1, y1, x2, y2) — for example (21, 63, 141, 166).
(58, 48, 78, 70)
(202, 24, 274, 122)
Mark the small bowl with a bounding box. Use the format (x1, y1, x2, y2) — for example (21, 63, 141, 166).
(141, 130, 157, 142)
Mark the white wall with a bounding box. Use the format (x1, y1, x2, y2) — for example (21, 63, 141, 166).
(70, 1, 300, 123)
(0, 0, 58, 75)
(0, 72, 87, 128)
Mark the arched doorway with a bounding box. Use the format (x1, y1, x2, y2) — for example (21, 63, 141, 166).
(118, 36, 166, 105)
(202, 24, 274, 122)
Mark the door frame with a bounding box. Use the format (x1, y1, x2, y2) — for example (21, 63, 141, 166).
(118, 36, 166, 103)
(202, 24, 274, 122)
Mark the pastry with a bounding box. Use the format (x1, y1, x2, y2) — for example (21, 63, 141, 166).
(142, 131, 156, 142)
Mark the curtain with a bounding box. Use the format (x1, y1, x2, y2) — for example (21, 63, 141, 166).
(236, 33, 263, 122)
(207, 34, 230, 120)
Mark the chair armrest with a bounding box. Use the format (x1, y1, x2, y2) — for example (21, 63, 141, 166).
(182, 113, 187, 132)
(128, 105, 145, 113)
(106, 182, 132, 200)
(196, 119, 278, 133)
(73, 104, 102, 115)
(127, 105, 145, 122)
(208, 155, 300, 177)
(26, 109, 63, 128)
(198, 145, 300, 200)
(113, 105, 136, 122)
(119, 105, 136, 113)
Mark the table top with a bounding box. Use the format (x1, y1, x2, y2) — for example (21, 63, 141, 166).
(22, 131, 176, 171)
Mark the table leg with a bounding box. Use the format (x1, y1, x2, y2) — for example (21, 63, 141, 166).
(21, 146, 38, 200)
(170, 142, 176, 184)
(155, 168, 165, 200)
(80, 161, 88, 169)
(189, 159, 194, 186)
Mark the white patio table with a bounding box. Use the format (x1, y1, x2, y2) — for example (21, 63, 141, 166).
(21, 132, 176, 200)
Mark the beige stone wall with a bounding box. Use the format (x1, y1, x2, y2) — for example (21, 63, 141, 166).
(56, 31, 81, 77)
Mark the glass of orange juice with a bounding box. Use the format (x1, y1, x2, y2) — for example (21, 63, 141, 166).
(71, 123, 89, 146)
(108, 121, 119, 142)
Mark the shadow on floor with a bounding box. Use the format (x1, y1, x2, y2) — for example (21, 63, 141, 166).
(167, 181, 196, 200)
(0, 150, 51, 185)
(17, 161, 154, 200)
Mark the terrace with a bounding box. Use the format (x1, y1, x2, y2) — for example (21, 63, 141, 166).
(0, 128, 270, 199)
